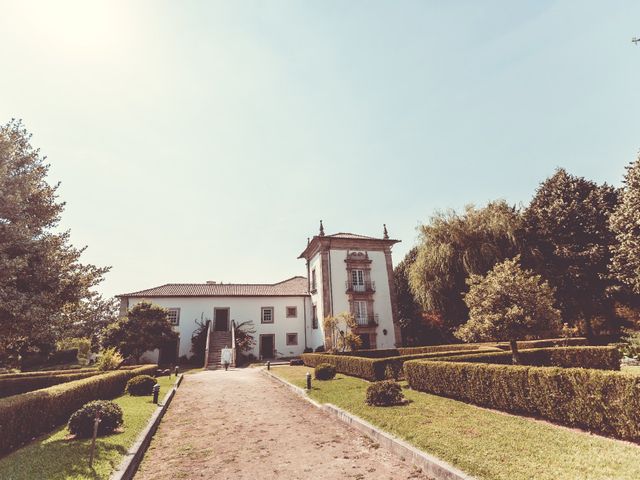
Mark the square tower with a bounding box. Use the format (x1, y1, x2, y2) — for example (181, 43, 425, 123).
(298, 222, 401, 350)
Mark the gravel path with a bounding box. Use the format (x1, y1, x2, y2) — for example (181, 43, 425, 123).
(136, 368, 431, 480)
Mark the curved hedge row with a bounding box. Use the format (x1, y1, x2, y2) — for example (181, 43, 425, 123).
(436, 346, 621, 371)
(0, 371, 102, 399)
(301, 347, 502, 381)
(404, 359, 640, 441)
(0, 365, 157, 454)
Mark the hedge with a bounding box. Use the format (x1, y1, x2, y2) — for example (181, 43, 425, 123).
(493, 337, 587, 350)
(0, 367, 98, 380)
(301, 347, 502, 381)
(404, 359, 640, 442)
(436, 346, 621, 371)
(0, 364, 157, 454)
(0, 371, 102, 399)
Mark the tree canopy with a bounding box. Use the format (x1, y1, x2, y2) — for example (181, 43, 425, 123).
(102, 301, 178, 361)
(523, 168, 619, 338)
(610, 156, 640, 296)
(0, 120, 108, 357)
(455, 256, 562, 363)
(408, 201, 522, 334)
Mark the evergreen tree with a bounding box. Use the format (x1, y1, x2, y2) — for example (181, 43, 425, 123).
(610, 156, 640, 295)
(524, 168, 619, 338)
(0, 120, 108, 357)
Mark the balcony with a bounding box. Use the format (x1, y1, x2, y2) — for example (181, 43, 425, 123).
(345, 280, 376, 293)
(355, 314, 379, 327)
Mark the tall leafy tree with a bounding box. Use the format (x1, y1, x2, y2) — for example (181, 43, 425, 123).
(455, 256, 561, 364)
(0, 120, 108, 357)
(103, 301, 178, 361)
(394, 247, 446, 345)
(610, 156, 640, 296)
(523, 169, 619, 338)
(408, 201, 522, 333)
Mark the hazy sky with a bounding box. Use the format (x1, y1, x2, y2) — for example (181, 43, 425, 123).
(1, 1, 638, 299)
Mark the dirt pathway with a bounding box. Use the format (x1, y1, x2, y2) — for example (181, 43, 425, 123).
(136, 368, 431, 480)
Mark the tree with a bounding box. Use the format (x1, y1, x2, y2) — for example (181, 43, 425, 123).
(394, 247, 446, 345)
(455, 257, 562, 364)
(102, 302, 177, 361)
(409, 201, 523, 334)
(323, 312, 359, 352)
(0, 119, 108, 358)
(610, 156, 640, 295)
(523, 168, 619, 339)
(59, 294, 119, 350)
(233, 320, 256, 354)
(190, 314, 210, 365)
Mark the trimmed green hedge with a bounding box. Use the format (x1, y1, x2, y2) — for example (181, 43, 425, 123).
(0, 371, 102, 399)
(404, 359, 640, 441)
(0, 367, 98, 380)
(302, 347, 502, 381)
(493, 337, 587, 350)
(0, 365, 157, 454)
(436, 346, 621, 371)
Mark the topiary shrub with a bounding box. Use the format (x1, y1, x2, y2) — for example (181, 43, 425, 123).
(96, 347, 123, 371)
(314, 363, 336, 380)
(366, 380, 406, 406)
(68, 400, 124, 438)
(126, 375, 156, 396)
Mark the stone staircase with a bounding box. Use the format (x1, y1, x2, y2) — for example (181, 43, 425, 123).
(207, 331, 233, 369)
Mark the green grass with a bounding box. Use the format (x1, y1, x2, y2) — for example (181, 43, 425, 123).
(0, 375, 177, 480)
(272, 366, 640, 480)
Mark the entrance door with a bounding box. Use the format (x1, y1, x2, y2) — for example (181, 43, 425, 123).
(260, 334, 275, 359)
(159, 336, 179, 366)
(214, 308, 229, 332)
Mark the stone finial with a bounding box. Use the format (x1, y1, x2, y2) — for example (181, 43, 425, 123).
(383, 224, 389, 239)
(307, 237, 310, 245)
(319, 220, 325, 236)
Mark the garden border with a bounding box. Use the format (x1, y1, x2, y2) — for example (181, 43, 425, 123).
(263, 368, 475, 480)
(110, 374, 184, 480)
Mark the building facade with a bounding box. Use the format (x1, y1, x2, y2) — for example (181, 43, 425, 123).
(117, 224, 401, 365)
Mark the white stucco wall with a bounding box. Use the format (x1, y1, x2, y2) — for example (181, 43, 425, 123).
(308, 252, 325, 349)
(127, 295, 311, 361)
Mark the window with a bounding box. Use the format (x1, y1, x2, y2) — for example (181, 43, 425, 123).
(286, 333, 298, 346)
(167, 308, 180, 326)
(351, 269, 365, 291)
(286, 306, 297, 318)
(312, 304, 318, 329)
(261, 307, 274, 324)
(311, 269, 317, 292)
(354, 301, 367, 325)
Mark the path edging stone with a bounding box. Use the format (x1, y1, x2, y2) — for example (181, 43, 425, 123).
(110, 374, 184, 480)
(263, 368, 475, 480)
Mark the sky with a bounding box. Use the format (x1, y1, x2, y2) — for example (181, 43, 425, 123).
(0, 1, 638, 299)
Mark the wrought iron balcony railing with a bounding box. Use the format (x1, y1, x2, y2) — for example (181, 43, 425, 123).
(345, 280, 376, 293)
(355, 314, 379, 326)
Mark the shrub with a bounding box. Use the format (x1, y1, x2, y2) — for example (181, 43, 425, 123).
(314, 345, 325, 353)
(314, 363, 336, 380)
(126, 375, 156, 396)
(0, 371, 101, 399)
(56, 337, 91, 363)
(67, 400, 123, 437)
(618, 329, 640, 359)
(0, 364, 156, 454)
(303, 347, 313, 353)
(96, 347, 123, 371)
(366, 380, 405, 406)
(404, 360, 640, 442)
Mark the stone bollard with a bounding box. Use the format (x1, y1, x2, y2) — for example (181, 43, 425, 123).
(267, 360, 271, 371)
(152, 383, 160, 404)
(306, 371, 311, 390)
(174, 365, 179, 377)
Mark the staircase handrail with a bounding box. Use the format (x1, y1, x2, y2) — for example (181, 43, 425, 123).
(231, 319, 237, 366)
(203, 319, 212, 369)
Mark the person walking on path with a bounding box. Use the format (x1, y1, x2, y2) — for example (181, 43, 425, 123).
(220, 345, 233, 371)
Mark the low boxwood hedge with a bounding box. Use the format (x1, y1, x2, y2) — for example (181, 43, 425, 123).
(0, 364, 157, 454)
(404, 359, 640, 442)
(301, 347, 502, 381)
(436, 346, 621, 371)
(0, 371, 102, 399)
(0, 367, 97, 380)
(493, 337, 587, 350)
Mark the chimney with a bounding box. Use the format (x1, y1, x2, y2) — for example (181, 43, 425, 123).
(206, 281, 217, 284)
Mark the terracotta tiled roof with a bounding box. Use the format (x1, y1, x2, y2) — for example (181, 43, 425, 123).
(118, 276, 308, 298)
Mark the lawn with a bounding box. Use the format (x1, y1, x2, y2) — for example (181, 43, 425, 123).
(0, 374, 177, 480)
(272, 366, 640, 480)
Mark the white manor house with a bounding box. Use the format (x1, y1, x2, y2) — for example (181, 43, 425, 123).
(117, 223, 402, 367)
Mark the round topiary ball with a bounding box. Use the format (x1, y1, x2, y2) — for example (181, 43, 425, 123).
(68, 400, 123, 438)
(365, 380, 406, 406)
(126, 375, 157, 396)
(314, 362, 336, 380)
